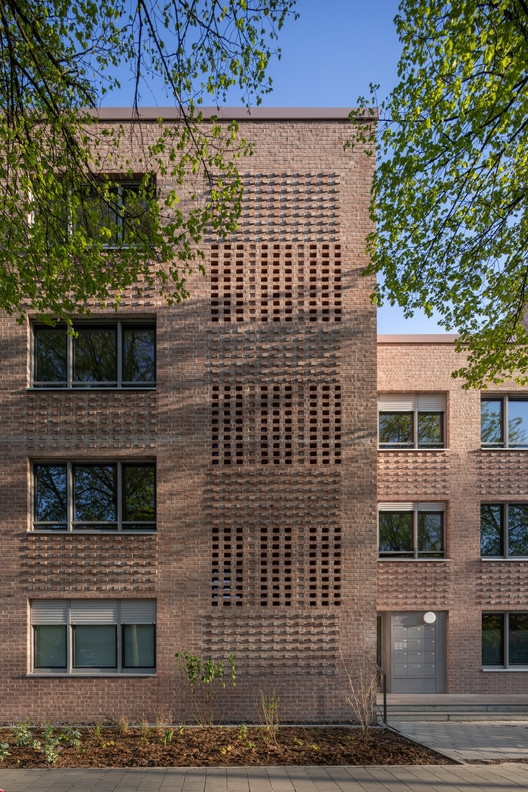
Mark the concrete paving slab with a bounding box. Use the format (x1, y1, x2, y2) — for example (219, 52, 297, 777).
(1, 765, 528, 792)
(391, 721, 528, 764)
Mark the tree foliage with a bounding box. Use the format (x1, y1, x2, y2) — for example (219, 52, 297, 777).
(360, 0, 528, 387)
(0, 0, 297, 322)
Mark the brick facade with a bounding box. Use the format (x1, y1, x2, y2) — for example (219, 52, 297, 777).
(2, 110, 524, 723)
(0, 110, 378, 723)
(378, 337, 528, 693)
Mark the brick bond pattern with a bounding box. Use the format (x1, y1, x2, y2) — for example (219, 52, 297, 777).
(377, 340, 528, 694)
(0, 115, 377, 722)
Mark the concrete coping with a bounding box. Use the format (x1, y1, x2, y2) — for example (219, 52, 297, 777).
(92, 107, 378, 122)
(378, 334, 459, 343)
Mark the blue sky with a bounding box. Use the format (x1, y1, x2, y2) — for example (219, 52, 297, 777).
(256, 0, 446, 334)
(108, 0, 445, 334)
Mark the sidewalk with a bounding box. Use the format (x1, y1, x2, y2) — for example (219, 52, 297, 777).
(1, 764, 528, 792)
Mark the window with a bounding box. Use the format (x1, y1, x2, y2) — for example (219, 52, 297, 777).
(482, 613, 528, 667)
(31, 600, 156, 674)
(62, 177, 155, 247)
(378, 394, 446, 449)
(34, 461, 156, 532)
(481, 503, 528, 557)
(481, 396, 528, 448)
(33, 321, 155, 388)
(378, 503, 445, 558)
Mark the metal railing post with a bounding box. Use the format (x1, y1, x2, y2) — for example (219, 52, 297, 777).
(383, 671, 387, 725)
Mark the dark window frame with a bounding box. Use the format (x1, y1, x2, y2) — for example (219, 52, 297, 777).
(33, 460, 156, 533)
(32, 320, 156, 389)
(482, 612, 528, 668)
(378, 503, 446, 559)
(31, 600, 156, 675)
(481, 396, 528, 448)
(61, 176, 156, 248)
(481, 503, 528, 558)
(378, 397, 445, 449)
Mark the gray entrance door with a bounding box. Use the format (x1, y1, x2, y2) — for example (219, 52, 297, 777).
(390, 612, 446, 693)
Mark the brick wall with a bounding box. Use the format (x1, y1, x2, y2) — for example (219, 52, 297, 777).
(0, 112, 377, 722)
(378, 338, 528, 693)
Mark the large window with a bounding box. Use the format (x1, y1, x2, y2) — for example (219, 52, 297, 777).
(33, 321, 155, 388)
(31, 600, 156, 674)
(378, 394, 446, 449)
(378, 503, 445, 558)
(62, 178, 155, 247)
(481, 396, 528, 448)
(34, 461, 156, 532)
(482, 613, 528, 667)
(481, 503, 528, 557)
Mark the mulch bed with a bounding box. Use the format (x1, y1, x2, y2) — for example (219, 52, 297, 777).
(0, 725, 453, 768)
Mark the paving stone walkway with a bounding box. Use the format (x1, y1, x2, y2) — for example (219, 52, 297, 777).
(391, 720, 528, 763)
(1, 764, 528, 792)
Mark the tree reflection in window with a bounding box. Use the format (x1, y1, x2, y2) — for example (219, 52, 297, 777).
(33, 322, 155, 388)
(34, 462, 155, 531)
(482, 613, 528, 667)
(35, 464, 67, 530)
(123, 464, 156, 529)
(481, 503, 528, 557)
(379, 506, 445, 558)
(481, 397, 528, 447)
(73, 327, 117, 386)
(123, 327, 155, 384)
(74, 465, 117, 529)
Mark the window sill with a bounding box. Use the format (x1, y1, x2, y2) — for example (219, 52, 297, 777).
(481, 667, 528, 672)
(29, 530, 156, 535)
(480, 447, 528, 452)
(378, 447, 450, 453)
(27, 387, 156, 392)
(28, 672, 156, 678)
(481, 557, 528, 562)
(377, 557, 451, 562)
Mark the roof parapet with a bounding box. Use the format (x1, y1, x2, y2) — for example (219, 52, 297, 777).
(92, 106, 378, 122)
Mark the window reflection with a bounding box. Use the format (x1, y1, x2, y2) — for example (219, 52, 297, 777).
(379, 413, 413, 447)
(35, 464, 67, 529)
(509, 400, 528, 447)
(74, 465, 117, 528)
(35, 329, 67, 386)
(123, 327, 155, 384)
(480, 504, 503, 556)
(34, 461, 155, 532)
(73, 327, 117, 386)
(482, 614, 504, 666)
(33, 322, 155, 388)
(481, 397, 528, 447)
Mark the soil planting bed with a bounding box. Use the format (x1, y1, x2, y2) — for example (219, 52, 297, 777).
(0, 725, 453, 768)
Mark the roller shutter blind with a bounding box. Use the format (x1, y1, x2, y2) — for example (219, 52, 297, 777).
(417, 394, 446, 411)
(121, 600, 156, 624)
(70, 601, 119, 624)
(378, 394, 446, 412)
(31, 601, 68, 624)
(378, 395, 415, 412)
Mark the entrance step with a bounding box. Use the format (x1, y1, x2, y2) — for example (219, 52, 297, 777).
(378, 695, 528, 722)
(383, 708, 528, 722)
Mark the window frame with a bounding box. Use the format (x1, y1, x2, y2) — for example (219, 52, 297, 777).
(33, 460, 156, 533)
(61, 177, 156, 248)
(481, 396, 528, 448)
(378, 394, 446, 450)
(378, 502, 446, 559)
(481, 503, 528, 558)
(31, 600, 156, 675)
(482, 612, 528, 668)
(32, 320, 156, 389)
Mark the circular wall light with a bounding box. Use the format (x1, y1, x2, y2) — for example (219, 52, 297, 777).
(423, 611, 437, 624)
